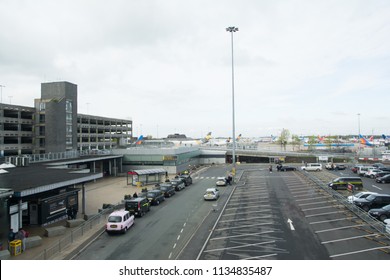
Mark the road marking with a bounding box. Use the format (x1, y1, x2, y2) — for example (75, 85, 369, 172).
(299, 200, 335, 206)
(203, 241, 275, 253)
(177, 235, 181, 240)
(305, 211, 344, 218)
(173, 243, 177, 249)
(321, 233, 379, 244)
(309, 217, 357, 224)
(315, 224, 367, 233)
(330, 246, 390, 258)
(372, 184, 383, 190)
(168, 252, 172, 259)
(302, 205, 336, 211)
(287, 219, 295, 230)
(214, 222, 274, 231)
(210, 230, 275, 241)
(180, 228, 183, 233)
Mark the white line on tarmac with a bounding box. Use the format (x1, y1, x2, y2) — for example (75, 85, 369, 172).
(305, 211, 344, 218)
(299, 200, 336, 206)
(295, 197, 325, 202)
(302, 205, 336, 211)
(214, 222, 274, 231)
(218, 215, 273, 223)
(243, 253, 278, 259)
(224, 205, 271, 211)
(309, 217, 357, 224)
(321, 233, 379, 244)
(203, 241, 275, 253)
(315, 224, 367, 233)
(372, 184, 383, 190)
(210, 230, 275, 241)
(330, 246, 390, 258)
(222, 209, 271, 216)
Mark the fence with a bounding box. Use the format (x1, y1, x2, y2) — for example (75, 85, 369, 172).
(32, 203, 123, 260)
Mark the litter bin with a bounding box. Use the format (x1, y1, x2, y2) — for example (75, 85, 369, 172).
(9, 239, 22, 256)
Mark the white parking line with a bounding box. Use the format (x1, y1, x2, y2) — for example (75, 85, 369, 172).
(210, 230, 275, 241)
(330, 246, 390, 258)
(243, 253, 278, 259)
(309, 217, 357, 224)
(219, 215, 273, 223)
(224, 205, 272, 211)
(321, 233, 379, 244)
(295, 197, 325, 202)
(222, 209, 271, 216)
(305, 210, 345, 218)
(302, 205, 336, 211)
(214, 222, 274, 231)
(315, 224, 367, 233)
(372, 184, 383, 190)
(299, 200, 335, 206)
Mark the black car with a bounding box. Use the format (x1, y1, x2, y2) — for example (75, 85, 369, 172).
(375, 171, 390, 179)
(368, 204, 390, 222)
(278, 165, 296, 171)
(353, 193, 390, 211)
(156, 183, 176, 197)
(146, 190, 165, 205)
(170, 179, 185, 191)
(179, 174, 193, 186)
(376, 174, 390, 183)
(125, 197, 150, 217)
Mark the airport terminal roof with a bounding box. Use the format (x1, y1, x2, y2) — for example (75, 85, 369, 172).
(0, 159, 108, 198)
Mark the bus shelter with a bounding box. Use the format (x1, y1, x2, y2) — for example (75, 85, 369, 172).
(127, 168, 167, 186)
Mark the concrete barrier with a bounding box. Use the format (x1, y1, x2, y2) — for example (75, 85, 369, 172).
(66, 219, 84, 228)
(0, 249, 11, 260)
(25, 236, 42, 249)
(44, 226, 66, 237)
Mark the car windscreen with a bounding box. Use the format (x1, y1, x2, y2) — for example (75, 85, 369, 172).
(108, 216, 122, 223)
(125, 202, 138, 208)
(383, 204, 390, 211)
(147, 193, 156, 198)
(365, 195, 376, 201)
(205, 191, 215, 195)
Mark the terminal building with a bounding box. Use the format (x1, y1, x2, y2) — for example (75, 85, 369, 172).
(0, 81, 132, 157)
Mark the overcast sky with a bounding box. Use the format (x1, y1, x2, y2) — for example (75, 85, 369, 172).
(1, 0, 389, 139)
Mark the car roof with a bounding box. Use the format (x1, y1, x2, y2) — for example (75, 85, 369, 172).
(126, 197, 146, 202)
(206, 188, 217, 191)
(109, 209, 129, 216)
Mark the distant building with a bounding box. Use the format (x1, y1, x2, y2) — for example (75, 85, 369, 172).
(0, 81, 132, 157)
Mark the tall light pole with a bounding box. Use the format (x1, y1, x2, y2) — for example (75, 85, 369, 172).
(0, 85, 5, 103)
(226, 26, 238, 177)
(357, 113, 361, 156)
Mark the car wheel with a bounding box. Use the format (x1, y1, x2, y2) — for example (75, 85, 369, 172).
(123, 226, 127, 234)
(379, 214, 388, 222)
(156, 200, 160, 205)
(362, 205, 370, 212)
(140, 211, 144, 217)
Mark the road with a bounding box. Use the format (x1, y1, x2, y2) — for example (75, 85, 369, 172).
(75, 164, 390, 260)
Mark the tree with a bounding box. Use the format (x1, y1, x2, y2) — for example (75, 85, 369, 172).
(277, 128, 290, 151)
(291, 134, 301, 151)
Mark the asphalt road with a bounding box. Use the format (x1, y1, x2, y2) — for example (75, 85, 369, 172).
(75, 165, 233, 260)
(75, 164, 390, 260)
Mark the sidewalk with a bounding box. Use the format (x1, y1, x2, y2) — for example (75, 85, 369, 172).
(8, 175, 144, 260)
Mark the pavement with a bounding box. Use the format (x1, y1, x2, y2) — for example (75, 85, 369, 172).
(6, 175, 153, 260)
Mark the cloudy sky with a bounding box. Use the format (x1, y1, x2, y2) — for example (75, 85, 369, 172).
(1, 0, 389, 139)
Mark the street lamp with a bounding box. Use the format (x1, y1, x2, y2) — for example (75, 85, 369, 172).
(226, 26, 238, 177)
(0, 85, 5, 103)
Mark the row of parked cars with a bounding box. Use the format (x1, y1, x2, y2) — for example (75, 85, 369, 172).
(352, 163, 390, 183)
(105, 174, 193, 234)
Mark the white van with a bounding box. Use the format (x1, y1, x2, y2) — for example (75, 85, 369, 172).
(301, 163, 322, 171)
(357, 166, 375, 177)
(105, 209, 134, 234)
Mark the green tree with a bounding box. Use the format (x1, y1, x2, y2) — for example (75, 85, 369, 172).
(291, 134, 301, 151)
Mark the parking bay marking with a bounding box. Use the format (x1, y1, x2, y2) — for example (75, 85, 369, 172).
(321, 233, 380, 244)
(330, 246, 390, 258)
(372, 184, 383, 190)
(287, 219, 295, 231)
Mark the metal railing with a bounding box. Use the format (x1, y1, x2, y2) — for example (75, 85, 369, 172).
(300, 170, 390, 238)
(32, 203, 123, 260)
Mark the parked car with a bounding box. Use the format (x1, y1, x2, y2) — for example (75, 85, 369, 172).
(384, 219, 390, 234)
(353, 193, 390, 212)
(368, 204, 390, 222)
(170, 179, 185, 191)
(352, 165, 363, 173)
(204, 188, 220, 201)
(279, 165, 297, 171)
(156, 183, 176, 197)
(365, 169, 382, 178)
(179, 174, 193, 186)
(373, 163, 385, 169)
(375, 171, 390, 178)
(334, 164, 347, 170)
(105, 210, 135, 234)
(328, 177, 363, 191)
(376, 174, 390, 184)
(216, 177, 227, 186)
(146, 189, 165, 205)
(301, 163, 322, 171)
(357, 166, 375, 177)
(347, 191, 377, 203)
(379, 167, 390, 172)
(124, 197, 150, 217)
